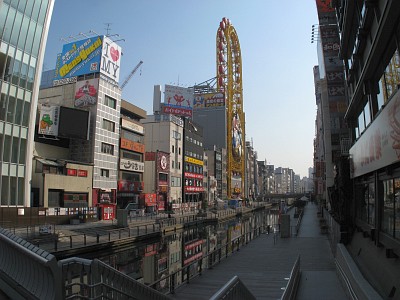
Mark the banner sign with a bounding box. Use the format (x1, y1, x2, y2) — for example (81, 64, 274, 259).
(38, 105, 60, 136)
(74, 78, 99, 107)
(54, 36, 103, 80)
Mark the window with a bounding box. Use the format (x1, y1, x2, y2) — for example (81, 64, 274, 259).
(101, 169, 110, 177)
(381, 178, 400, 240)
(104, 95, 116, 109)
(172, 145, 175, 153)
(171, 176, 181, 187)
(122, 172, 140, 182)
(101, 142, 114, 155)
(122, 150, 141, 161)
(121, 130, 143, 143)
(103, 119, 115, 132)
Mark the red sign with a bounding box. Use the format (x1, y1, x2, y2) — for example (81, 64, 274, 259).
(120, 138, 145, 153)
(185, 186, 204, 192)
(162, 105, 192, 117)
(67, 168, 77, 176)
(78, 169, 88, 177)
(145, 193, 157, 205)
(185, 172, 203, 179)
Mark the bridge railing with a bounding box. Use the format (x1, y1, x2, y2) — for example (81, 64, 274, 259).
(209, 275, 256, 300)
(0, 227, 62, 300)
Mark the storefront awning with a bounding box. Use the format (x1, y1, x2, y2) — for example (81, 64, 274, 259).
(36, 158, 63, 167)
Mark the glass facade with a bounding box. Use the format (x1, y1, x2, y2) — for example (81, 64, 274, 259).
(0, 0, 53, 206)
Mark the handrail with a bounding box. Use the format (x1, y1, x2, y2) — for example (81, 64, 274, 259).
(0, 227, 62, 300)
(209, 275, 256, 300)
(60, 257, 171, 299)
(281, 255, 301, 300)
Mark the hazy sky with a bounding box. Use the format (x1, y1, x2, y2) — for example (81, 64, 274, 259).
(43, 1, 320, 178)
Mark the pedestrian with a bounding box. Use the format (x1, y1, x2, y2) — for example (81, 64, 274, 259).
(267, 225, 270, 234)
(273, 226, 278, 245)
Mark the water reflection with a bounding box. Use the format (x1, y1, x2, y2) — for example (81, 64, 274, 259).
(98, 208, 278, 292)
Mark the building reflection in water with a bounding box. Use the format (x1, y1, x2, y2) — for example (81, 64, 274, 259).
(96, 209, 278, 291)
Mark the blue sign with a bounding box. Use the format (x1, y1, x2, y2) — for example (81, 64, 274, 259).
(54, 36, 103, 80)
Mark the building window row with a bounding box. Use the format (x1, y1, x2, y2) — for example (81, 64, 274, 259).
(185, 135, 203, 147)
(101, 142, 114, 155)
(121, 129, 143, 143)
(104, 94, 117, 109)
(185, 150, 202, 160)
(185, 164, 203, 174)
(171, 145, 181, 155)
(171, 176, 181, 187)
(171, 160, 181, 170)
(102, 118, 115, 132)
(356, 50, 400, 139)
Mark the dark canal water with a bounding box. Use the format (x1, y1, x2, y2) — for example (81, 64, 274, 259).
(96, 208, 278, 293)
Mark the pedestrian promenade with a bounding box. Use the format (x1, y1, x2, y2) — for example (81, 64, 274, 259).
(170, 202, 348, 300)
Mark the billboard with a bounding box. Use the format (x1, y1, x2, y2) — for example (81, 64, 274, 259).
(193, 92, 225, 108)
(54, 35, 122, 84)
(58, 106, 90, 140)
(74, 78, 99, 107)
(163, 85, 193, 117)
(38, 105, 60, 136)
(100, 36, 122, 83)
(54, 36, 103, 80)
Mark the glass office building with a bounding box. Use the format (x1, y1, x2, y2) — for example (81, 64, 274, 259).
(0, 0, 54, 206)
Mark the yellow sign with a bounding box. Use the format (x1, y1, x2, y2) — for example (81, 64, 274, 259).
(185, 156, 203, 166)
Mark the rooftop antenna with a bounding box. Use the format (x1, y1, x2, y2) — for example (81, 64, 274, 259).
(105, 23, 112, 36)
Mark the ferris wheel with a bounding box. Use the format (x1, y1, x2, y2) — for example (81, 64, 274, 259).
(216, 17, 245, 198)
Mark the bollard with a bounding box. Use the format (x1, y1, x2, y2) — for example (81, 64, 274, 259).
(97, 233, 100, 243)
(54, 239, 58, 252)
(70, 236, 72, 248)
(84, 234, 86, 246)
(108, 232, 111, 241)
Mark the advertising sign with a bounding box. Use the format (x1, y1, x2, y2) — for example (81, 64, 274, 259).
(38, 105, 60, 136)
(121, 119, 144, 134)
(100, 36, 122, 83)
(193, 92, 225, 108)
(120, 138, 145, 153)
(54, 36, 103, 80)
(163, 85, 193, 117)
(350, 90, 400, 178)
(74, 78, 99, 107)
(120, 158, 144, 172)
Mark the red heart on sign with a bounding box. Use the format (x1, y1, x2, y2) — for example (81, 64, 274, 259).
(110, 47, 119, 62)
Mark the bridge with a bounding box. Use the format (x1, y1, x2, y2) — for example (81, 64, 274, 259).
(0, 204, 382, 299)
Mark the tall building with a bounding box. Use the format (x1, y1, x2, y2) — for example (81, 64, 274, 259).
(117, 100, 146, 210)
(314, 0, 350, 209)
(142, 113, 183, 213)
(182, 118, 204, 211)
(34, 34, 124, 221)
(333, 0, 400, 295)
(0, 0, 54, 207)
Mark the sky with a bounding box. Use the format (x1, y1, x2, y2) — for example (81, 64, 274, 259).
(43, 1, 320, 178)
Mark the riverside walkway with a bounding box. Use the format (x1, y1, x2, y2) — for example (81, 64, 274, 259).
(170, 202, 348, 300)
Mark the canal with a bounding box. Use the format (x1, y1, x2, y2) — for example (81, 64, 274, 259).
(85, 207, 279, 294)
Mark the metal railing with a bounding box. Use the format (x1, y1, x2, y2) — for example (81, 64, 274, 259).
(60, 257, 171, 300)
(281, 255, 301, 300)
(0, 228, 62, 300)
(209, 275, 256, 300)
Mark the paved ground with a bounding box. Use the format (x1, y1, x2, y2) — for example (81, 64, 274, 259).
(170, 202, 348, 300)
